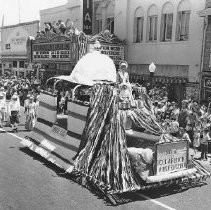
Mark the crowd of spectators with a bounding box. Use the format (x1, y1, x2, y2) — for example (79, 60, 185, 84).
(0, 75, 41, 132)
(146, 84, 211, 161)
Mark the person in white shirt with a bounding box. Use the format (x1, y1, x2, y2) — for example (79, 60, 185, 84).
(9, 95, 20, 132)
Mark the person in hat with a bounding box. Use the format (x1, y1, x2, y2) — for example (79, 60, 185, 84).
(116, 60, 130, 85)
(0, 92, 6, 128)
(9, 94, 20, 132)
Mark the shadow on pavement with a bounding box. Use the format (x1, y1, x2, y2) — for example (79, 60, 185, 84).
(18, 146, 208, 206)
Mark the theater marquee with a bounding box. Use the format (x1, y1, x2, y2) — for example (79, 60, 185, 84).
(32, 42, 78, 62)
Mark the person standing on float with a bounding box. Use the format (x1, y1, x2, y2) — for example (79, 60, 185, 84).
(116, 60, 130, 84)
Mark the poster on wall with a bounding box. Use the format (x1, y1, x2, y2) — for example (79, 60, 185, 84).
(83, 0, 93, 35)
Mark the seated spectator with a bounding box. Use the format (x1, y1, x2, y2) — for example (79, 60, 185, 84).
(57, 20, 66, 34)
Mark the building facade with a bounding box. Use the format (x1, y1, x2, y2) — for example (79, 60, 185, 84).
(40, 0, 82, 33)
(40, 0, 115, 35)
(1, 20, 39, 77)
(199, 0, 211, 103)
(114, 0, 205, 103)
(39, 0, 206, 103)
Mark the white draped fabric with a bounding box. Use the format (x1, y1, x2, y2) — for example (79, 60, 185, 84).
(52, 51, 117, 86)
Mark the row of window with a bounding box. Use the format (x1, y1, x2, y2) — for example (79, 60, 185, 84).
(134, 11, 190, 43)
(134, 1, 191, 43)
(13, 61, 25, 68)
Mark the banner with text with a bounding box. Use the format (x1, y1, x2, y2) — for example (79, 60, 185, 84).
(156, 141, 188, 175)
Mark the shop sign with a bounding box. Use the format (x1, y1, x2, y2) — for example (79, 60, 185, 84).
(83, 0, 93, 35)
(156, 141, 188, 175)
(88, 44, 125, 64)
(32, 42, 78, 62)
(204, 77, 211, 88)
(11, 37, 26, 45)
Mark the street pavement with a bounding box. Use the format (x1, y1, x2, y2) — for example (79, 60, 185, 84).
(0, 109, 211, 210)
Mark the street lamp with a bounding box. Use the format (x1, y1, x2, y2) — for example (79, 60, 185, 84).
(149, 62, 156, 89)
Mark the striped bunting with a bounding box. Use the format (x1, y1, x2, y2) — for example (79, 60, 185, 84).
(67, 100, 89, 137)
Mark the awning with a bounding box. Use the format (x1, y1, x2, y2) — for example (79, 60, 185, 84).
(130, 74, 188, 84)
(198, 8, 211, 17)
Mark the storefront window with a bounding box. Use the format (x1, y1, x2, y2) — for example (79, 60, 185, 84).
(13, 61, 17, 68)
(19, 61, 25, 68)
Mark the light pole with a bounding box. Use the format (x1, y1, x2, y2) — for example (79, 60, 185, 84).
(149, 62, 156, 89)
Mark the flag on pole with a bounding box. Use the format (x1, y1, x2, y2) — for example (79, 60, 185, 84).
(1, 14, 4, 27)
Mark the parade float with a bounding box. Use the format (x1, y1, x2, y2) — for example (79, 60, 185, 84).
(22, 31, 210, 205)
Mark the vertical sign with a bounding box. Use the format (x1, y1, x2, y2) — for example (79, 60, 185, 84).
(83, 0, 93, 35)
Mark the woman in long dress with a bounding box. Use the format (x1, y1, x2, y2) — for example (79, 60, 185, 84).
(24, 95, 30, 129)
(25, 96, 36, 131)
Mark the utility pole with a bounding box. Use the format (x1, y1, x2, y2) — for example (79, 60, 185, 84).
(18, 0, 21, 23)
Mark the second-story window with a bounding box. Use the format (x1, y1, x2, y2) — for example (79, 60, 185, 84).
(176, 0, 191, 41)
(161, 2, 174, 42)
(147, 5, 158, 42)
(177, 11, 190, 41)
(148, 15, 158, 41)
(133, 7, 144, 43)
